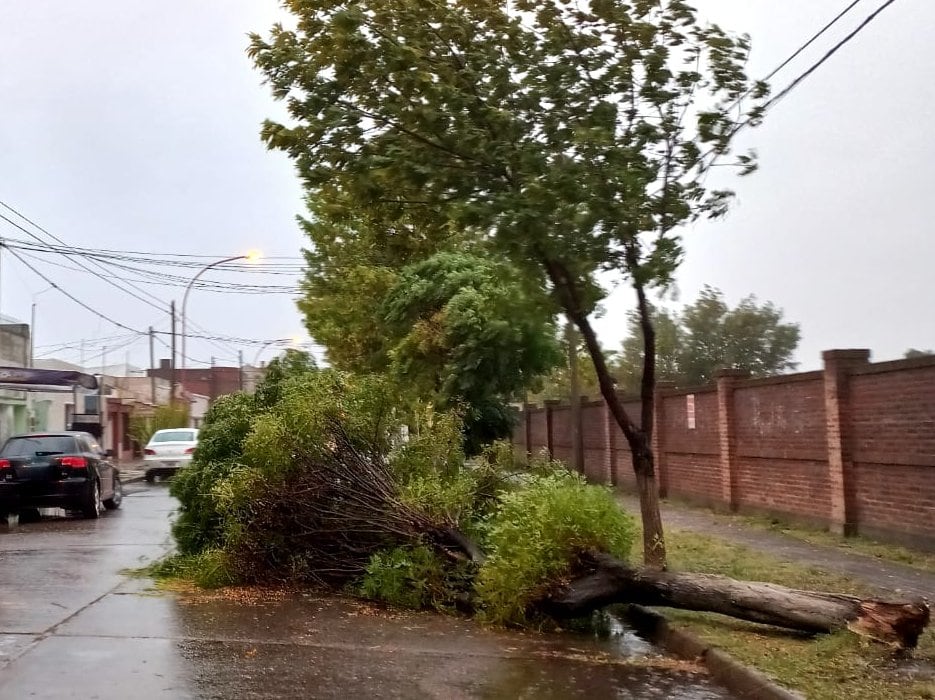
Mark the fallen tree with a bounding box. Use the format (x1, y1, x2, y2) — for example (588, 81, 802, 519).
(167, 369, 930, 651)
(541, 552, 930, 650)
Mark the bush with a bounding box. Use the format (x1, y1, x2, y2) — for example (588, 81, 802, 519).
(128, 404, 190, 449)
(209, 371, 411, 584)
(357, 544, 469, 611)
(143, 550, 236, 589)
(170, 392, 259, 555)
(475, 472, 637, 626)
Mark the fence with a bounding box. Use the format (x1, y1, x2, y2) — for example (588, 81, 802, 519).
(514, 350, 935, 550)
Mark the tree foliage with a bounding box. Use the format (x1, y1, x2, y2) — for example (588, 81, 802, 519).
(162, 365, 637, 629)
(128, 404, 190, 449)
(616, 286, 800, 391)
(250, 0, 768, 566)
(383, 251, 562, 451)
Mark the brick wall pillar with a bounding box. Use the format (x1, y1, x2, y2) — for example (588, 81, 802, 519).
(523, 403, 533, 463)
(603, 400, 618, 486)
(545, 400, 559, 461)
(716, 370, 747, 511)
(653, 382, 675, 499)
(571, 395, 587, 474)
(823, 349, 870, 535)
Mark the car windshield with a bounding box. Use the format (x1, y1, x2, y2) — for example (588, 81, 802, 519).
(1, 436, 78, 457)
(151, 431, 196, 443)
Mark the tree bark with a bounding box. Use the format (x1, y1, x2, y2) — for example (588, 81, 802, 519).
(633, 451, 666, 567)
(538, 257, 668, 568)
(543, 552, 931, 650)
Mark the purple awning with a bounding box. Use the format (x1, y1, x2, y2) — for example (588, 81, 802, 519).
(0, 367, 98, 390)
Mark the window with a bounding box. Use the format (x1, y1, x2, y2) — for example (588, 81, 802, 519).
(151, 430, 196, 443)
(1, 436, 78, 457)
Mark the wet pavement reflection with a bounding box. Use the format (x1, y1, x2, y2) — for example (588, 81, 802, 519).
(0, 484, 732, 699)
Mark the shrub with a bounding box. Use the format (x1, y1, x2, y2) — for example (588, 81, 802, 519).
(170, 392, 259, 555)
(144, 550, 236, 589)
(357, 544, 470, 611)
(475, 472, 636, 626)
(128, 403, 190, 449)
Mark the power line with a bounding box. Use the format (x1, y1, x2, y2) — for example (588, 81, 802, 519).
(0, 202, 260, 358)
(725, 0, 868, 114)
(758, 0, 897, 116)
(696, 0, 899, 178)
(2, 245, 144, 334)
(763, 0, 867, 86)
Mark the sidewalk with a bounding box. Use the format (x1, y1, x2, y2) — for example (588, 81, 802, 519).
(116, 460, 147, 483)
(618, 494, 935, 600)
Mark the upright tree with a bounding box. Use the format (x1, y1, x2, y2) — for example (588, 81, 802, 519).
(250, 0, 767, 566)
(382, 251, 562, 453)
(616, 286, 800, 391)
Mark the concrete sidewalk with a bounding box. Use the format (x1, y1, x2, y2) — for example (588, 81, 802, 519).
(116, 460, 147, 483)
(619, 494, 935, 601)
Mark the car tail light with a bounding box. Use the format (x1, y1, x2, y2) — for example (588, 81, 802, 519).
(60, 456, 88, 469)
(144, 448, 156, 456)
(0, 459, 9, 470)
(184, 447, 195, 454)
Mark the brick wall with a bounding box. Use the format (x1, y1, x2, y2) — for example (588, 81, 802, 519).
(516, 350, 935, 550)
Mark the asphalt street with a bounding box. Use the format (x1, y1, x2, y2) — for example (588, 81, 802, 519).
(0, 484, 729, 699)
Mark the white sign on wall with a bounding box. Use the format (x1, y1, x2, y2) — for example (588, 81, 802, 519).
(686, 394, 696, 430)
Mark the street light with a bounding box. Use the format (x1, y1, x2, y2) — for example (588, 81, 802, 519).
(180, 250, 261, 371)
(253, 335, 304, 367)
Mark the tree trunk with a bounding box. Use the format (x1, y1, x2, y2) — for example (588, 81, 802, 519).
(633, 451, 666, 568)
(543, 552, 931, 650)
(540, 257, 667, 567)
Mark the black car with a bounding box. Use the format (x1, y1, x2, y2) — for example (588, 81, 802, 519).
(0, 432, 123, 519)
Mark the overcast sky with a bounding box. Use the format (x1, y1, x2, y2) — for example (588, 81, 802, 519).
(1, 1, 930, 373)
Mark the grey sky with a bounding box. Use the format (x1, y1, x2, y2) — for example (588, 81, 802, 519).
(1, 1, 930, 372)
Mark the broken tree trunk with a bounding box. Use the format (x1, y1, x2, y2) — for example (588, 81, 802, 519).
(543, 552, 930, 649)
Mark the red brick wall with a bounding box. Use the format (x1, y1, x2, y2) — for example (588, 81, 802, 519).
(731, 376, 829, 519)
(611, 400, 641, 487)
(550, 404, 573, 467)
(528, 408, 548, 459)
(581, 401, 608, 482)
(848, 362, 935, 542)
(516, 352, 935, 550)
(659, 390, 720, 502)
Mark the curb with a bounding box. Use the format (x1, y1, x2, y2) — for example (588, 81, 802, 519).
(626, 605, 804, 700)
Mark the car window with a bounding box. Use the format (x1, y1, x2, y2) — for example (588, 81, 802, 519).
(79, 437, 102, 454)
(1, 436, 79, 457)
(151, 430, 196, 443)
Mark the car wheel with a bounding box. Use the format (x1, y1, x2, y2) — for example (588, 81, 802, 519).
(144, 470, 156, 484)
(104, 475, 123, 510)
(18, 508, 41, 523)
(82, 479, 102, 519)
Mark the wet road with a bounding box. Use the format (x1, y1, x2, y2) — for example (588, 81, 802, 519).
(0, 485, 731, 699)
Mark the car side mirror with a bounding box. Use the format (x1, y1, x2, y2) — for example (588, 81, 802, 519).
(104, 449, 114, 458)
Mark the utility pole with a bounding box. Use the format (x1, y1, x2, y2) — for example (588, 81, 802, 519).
(170, 301, 177, 405)
(99, 345, 107, 444)
(238, 350, 244, 391)
(149, 326, 156, 404)
(29, 302, 36, 368)
(566, 320, 583, 474)
(210, 356, 217, 402)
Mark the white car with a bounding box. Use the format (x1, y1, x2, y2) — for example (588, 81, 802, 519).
(143, 428, 199, 482)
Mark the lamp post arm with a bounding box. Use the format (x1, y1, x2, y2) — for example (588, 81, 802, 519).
(180, 255, 245, 371)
